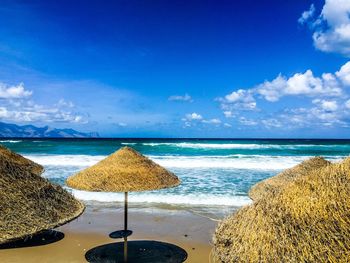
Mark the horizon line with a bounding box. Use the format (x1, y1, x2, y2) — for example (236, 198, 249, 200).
(1, 137, 350, 140)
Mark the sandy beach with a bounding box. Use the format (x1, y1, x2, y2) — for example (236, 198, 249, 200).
(0, 204, 228, 263)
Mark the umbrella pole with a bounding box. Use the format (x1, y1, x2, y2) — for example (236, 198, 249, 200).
(124, 191, 128, 262)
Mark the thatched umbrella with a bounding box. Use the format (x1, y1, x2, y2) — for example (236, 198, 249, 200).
(249, 157, 330, 201)
(0, 145, 44, 175)
(213, 157, 350, 262)
(0, 145, 85, 244)
(66, 146, 180, 262)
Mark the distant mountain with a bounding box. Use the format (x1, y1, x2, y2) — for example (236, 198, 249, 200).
(0, 122, 99, 138)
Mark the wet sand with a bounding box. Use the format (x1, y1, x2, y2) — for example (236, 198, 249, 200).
(0, 205, 227, 263)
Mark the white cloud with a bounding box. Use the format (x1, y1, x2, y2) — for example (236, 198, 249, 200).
(306, 106, 343, 126)
(345, 99, 350, 109)
(218, 89, 257, 116)
(261, 119, 282, 129)
(298, 4, 316, 25)
(312, 99, 338, 111)
(0, 82, 87, 124)
(117, 122, 127, 127)
(336, 61, 350, 86)
(185, 112, 203, 120)
(223, 111, 234, 118)
(218, 61, 350, 125)
(223, 89, 256, 109)
(183, 121, 191, 128)
(256, 74, 285, 102)
(182, 113, 224, 127)
(57, 98, 75, 108)
(224, 123, 232, 127)
(239, 117, 258, 126)
(0, 82, 32, 99)
(0, 107, 8, 118)
(300, 0, 350, 56)
(0, 82, 86, 124)
(219, 61, 350, 122)
(182, 112, 202, 128)
(168, 94, 193, 102)
(225, 89, 249, 102)
(217, 60, 350, 129)
(0, 103, 86, 123)
(277, 99, 350, 128)
(257, 70, 342, 101)
(202, 118, 221, 124)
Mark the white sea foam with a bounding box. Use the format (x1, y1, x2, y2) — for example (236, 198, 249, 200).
(25, 154, 105, 167)
(70, 189, 252, 206)
(0, 140, 22, 143)
(152, 155, 307, 170)
(140, 142, 348, 150)
(142, 142, 263, 149)
(24, 153, 313, 170)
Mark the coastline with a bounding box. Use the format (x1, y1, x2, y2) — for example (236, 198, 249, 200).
(2, 139, 350, 262)
(2, 138, 349, 208)
(0, 204, 232, 263)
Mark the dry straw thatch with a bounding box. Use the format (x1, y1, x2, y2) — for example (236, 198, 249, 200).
(213, 157, 350, 262)
(0, 145, 85, 244)
(66, 146, 180, 192)
(0, 145, 44, 175)
(249, 157, 330, 201)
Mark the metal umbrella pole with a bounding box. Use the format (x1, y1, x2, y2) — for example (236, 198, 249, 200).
(124, 192, 128, 262)
(110, 192, 132, 261)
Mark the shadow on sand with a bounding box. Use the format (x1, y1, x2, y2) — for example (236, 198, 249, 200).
(85, 240, 188, 263)
(0, 230, 65, 249)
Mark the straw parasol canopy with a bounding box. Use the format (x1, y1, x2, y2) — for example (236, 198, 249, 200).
(249, 156, 330, 201)
(213, 157, 350, 262)
(0, 145, 85, 244)
(66, 146, 180, 192)
(66, 146, 181, 262)
(0, 144, 44, 175)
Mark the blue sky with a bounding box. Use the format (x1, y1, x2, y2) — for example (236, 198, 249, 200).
(0, 0, 350, 138)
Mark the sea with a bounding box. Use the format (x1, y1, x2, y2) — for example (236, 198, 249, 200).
(1, 138, 350, 213)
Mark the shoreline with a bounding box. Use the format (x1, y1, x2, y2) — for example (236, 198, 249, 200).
(1, 204, 232, 262)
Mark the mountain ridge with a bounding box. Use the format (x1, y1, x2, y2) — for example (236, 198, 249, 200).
(0, 122, 99, 138)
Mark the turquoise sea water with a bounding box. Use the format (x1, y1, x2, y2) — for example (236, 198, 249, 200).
(2, 139, 350, 208)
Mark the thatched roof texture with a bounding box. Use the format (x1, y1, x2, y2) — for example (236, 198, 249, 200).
(0, 145, 44, 175)
(249, 157, 330, 201)
(0, 145, 85, 244)
(66, 146, 180, 192)
(213, 157, 350, 262)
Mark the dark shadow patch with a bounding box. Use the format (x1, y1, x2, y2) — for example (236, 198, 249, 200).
(109, 230, 132, 239)
(85, 240, 188, 263)
(0, 230, 64, 249)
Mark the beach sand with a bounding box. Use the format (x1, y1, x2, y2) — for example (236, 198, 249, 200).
(0, 204, 229, 263)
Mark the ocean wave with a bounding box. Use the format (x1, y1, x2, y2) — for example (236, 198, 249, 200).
(142, 142, 264, 149)
(152, 155, 307, 170)
(70, 189, 252, 206)
(0, 140, 22, 143)
(140, 142, 350, 150)
(22, 153, 332, 170)
(24, 154, 105, 167)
